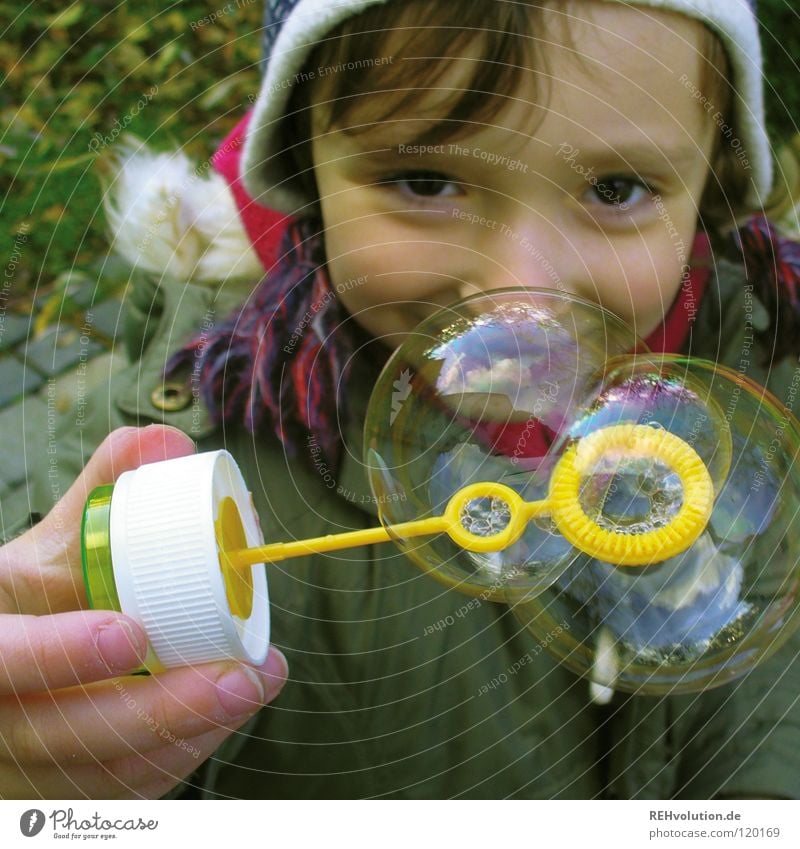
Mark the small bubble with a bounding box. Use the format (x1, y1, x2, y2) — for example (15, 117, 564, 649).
(578, 456, 683, 534)
(460, 496, 512, 537)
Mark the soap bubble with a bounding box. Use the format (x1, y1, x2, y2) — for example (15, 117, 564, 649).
(366, 288, 800, 695)
(364, 288, 641, 599)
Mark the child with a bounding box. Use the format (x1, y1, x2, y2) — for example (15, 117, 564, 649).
(7, 0, 800, 799)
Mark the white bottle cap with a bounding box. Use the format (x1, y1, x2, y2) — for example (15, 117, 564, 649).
(109, 450, 270, 669)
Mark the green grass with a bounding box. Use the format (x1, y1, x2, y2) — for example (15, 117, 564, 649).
(1, 0, 263, 312)
(760, 0, 800, 142)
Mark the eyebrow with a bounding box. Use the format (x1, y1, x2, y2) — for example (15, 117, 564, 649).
(352, 137, 700, 160)
(560, 141, 706, 171)
(333, 133, 707, 179)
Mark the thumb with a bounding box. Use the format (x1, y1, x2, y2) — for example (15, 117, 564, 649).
(4, 426, 196, 612)
(40, 425, 197, 541)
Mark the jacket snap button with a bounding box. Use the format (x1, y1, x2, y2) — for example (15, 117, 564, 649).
(150, 380, 192, 412)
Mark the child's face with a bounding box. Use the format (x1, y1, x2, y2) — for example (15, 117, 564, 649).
(311, 3, 717, 346)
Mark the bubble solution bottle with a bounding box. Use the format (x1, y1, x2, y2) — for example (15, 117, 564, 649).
(81, 451, 269, 672)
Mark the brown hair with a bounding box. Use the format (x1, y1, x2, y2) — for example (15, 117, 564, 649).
(278, 0, 782, 237)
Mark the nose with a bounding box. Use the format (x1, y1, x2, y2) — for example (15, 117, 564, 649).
(466, 214, 581, 298)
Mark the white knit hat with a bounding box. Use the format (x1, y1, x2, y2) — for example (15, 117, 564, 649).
(242, 0, 771, 213)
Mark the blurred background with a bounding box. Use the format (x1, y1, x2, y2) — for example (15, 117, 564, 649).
(2, 1, 263, 317)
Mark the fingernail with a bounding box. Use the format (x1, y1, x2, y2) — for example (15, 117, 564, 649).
(96, 619, 147, 672)
(216, 666, 265, 719)
(262, 648, 289, 701)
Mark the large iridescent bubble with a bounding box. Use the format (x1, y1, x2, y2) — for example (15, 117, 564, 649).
(364, 289, 800, 695)
(365, 289, 642, 598)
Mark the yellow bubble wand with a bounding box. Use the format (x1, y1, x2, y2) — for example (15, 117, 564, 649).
(218, 424, 714, 616)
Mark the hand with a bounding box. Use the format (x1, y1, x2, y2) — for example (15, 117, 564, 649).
(0, 426, 287, 799)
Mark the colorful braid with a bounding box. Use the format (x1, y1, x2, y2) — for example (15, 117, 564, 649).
(168, 217, 352, 465)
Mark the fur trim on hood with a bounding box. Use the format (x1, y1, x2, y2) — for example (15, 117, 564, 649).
(101, 137, 263, 286)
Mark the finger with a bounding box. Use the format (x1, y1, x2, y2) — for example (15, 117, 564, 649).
(48, 425, 197, 533)
(0, 612, 147, 696)
(9, 724, 249, 800)
(0, 648, 287, 765)
(103, 724, 252, 799)
(2, 425, 196, 615)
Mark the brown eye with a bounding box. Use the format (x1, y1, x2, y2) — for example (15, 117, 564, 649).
(588, 176, 651, 209)
(594, 178, 634, 205)
(381, 171, 459, 198)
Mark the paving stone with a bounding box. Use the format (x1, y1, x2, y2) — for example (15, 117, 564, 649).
(0, 313, 31, 352)
(70, 281, 100, 309)
(85, 299, 124, 341)
(21, 325, 106, 378)
(0, 488, 36, 540)
(0, 355, 44, 408)
(0, 394, 49, 490)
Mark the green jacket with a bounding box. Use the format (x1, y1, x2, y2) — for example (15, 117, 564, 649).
(26, 259, 800, 799)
